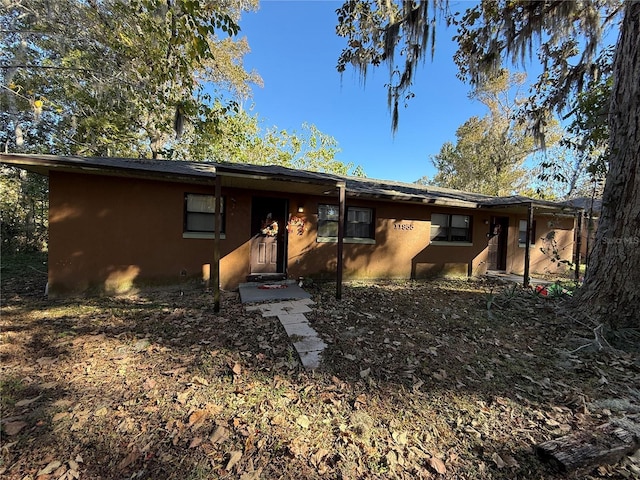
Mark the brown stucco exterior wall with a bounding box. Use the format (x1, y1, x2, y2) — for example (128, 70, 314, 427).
(287, 200, 494, 281)
(47, 171, 577, 295)
(48, 171, 255, 295)
(508, 214, 576, 275)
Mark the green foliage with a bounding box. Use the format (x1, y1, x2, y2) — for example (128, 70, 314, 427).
(335, 0, 621, 156)
(0, 0, 260, 157)
(422, 70, 539, 195)
(336, 0, 443, 132)
(171, 109, 365, 176)
(0, 166, 48, 253)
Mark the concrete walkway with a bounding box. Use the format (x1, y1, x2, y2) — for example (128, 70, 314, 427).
(485, 271, 553, 285)
(241, 282, 325, 370)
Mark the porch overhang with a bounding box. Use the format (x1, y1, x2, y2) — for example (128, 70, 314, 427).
(0, 153, 348, 302)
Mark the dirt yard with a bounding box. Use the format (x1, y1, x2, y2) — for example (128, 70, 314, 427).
(1, 254, 639, 479)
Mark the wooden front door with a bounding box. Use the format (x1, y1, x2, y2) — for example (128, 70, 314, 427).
(251, 235, 278, 273)
(250, 197, 288, 274)
(488, 216, 509, 271)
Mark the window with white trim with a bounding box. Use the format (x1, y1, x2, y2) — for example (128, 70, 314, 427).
(184, 194, 224, 234)
(430, 213, 472, 243)
(518, 219, 536, 246)
(318, 204, 374, 240)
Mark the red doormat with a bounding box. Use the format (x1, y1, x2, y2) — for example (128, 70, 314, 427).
(258, 284, 288, 290)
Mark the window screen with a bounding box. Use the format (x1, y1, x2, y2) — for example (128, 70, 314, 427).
(185, 194, 224, 233)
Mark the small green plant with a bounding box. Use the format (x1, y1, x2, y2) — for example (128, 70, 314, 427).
(0, 377, 26, 407)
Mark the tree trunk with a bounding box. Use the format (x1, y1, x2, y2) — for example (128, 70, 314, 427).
(536, 415, 640, 472)
(575, 2, 640, 331)
(536, 415, 640, 473)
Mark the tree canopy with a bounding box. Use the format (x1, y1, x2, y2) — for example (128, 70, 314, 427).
(1, 0, 261, 158)
(172, 108, 365, 176)
(422, 70, 540, 196)
(336, 0, 638, 332)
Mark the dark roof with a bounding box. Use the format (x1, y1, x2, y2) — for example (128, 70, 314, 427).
(0, 153, 581, 212)
(560, 196, 602, 213)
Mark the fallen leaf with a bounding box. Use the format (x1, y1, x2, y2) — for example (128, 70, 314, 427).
(360, 367, 371, 378)
(296, 415, 310, 429)
(428, 456, 447, 474)
(4, 421, 27, 436)
(94, 406, 108, 417)
(502, 453, 520, 468)
(311, 448, 329, 468)
(354, 393, 367, 409)
(192, 376, 209, 386)
(189, 436, 203, 448)
(205, 403, 223, 416)
(37, 460, 62, 476)
(288, 438, 308, 457)
(232, 362, 242, 376)
(15, 395, 42, 407)
(210, 425, 230, 444)
(118, 449, 140, 471)
(271, 414, 286, 426)
(143, 378, 157, 390)
(176, 390, 190, 404)
(392, 431, 409, 446)
(386, 450, 398, 469)
(226, 450, 243, 471)
(52, 412, 69, 422)
(311, 448, 329, 475)
(188, 409, 208, 430)
(492, 452, 506, 469)
(53, 464, 67, 477)
(162, 366, 187, 376)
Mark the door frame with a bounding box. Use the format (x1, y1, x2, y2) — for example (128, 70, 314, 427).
(488, 216, 509, 271)
(250, 196, 289, 275)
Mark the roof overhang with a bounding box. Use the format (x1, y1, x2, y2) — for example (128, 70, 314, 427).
(480, 200, 583, 216)
(0, 153, 344, 196)
(0, 153, 582, 214)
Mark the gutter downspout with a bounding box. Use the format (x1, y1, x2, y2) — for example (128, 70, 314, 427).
(336, 182, 346, 300)
(523, 202, 534, 288)
(213, 174, 222, 312)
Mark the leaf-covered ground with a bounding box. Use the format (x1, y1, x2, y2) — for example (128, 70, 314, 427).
(2, 255, 639, 479)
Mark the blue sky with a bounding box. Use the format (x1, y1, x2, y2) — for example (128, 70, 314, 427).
(237, 0, 488, 183)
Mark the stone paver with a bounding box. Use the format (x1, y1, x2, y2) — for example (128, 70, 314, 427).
(297, 350, 324, 370)
(245, 298, 324, 370)
(245, 300, 313, 317)
(281, 321, 318, 338)
(293, 337, 327, 353)
(278, 313, 309, 326)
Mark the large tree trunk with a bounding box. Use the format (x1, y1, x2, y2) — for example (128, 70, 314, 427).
(575, 3, 640, 330)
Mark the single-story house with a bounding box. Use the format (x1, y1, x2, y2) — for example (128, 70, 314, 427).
(0, 154, 582, 303)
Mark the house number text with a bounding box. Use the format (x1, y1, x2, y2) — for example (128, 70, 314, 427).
(394, 223, 414, 231)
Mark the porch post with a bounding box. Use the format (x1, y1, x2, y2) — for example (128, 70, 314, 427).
(523, 202, 533, 288)
(213, 174, 222, 312)
(574, 211, 583, 283)
(336, 181, 346, 300)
